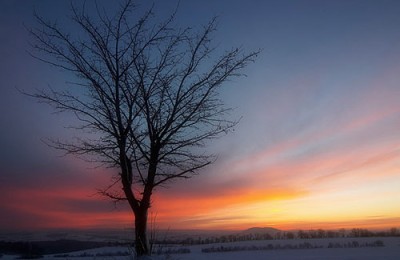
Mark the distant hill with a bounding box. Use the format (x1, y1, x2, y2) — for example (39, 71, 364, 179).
(0, 239, 110, 256)
(241, 227, 281, 236)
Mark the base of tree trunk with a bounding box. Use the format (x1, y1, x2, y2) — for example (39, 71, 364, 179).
(135, 208, 150, 257)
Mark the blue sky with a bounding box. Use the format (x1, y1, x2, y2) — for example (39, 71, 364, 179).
(1, 0, 400, 231)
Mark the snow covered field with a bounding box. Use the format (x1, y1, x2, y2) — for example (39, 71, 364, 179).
(181, 237, 400, 260)
(2, 237, 399, 260)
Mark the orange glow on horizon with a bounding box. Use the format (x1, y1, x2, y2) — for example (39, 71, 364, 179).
(2, 175, 399, 231)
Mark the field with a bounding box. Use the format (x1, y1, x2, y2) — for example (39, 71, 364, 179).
(2, 236, 399, 260)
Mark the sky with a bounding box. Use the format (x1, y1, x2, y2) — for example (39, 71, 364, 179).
(1, 0, 400, 232)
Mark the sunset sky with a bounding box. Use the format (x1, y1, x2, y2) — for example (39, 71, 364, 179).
(1, 0, 400, 232)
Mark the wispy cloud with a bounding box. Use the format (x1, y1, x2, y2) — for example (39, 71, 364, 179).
(2, 0, 400, 232)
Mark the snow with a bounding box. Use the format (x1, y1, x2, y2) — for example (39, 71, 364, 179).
(2, 237, 399, 259)
(178, 237, 400, 260)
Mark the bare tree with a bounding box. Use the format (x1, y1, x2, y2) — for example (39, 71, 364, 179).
(29, 0, 258, 257)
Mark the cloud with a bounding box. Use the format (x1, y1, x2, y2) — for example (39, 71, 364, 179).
(0, 164, 124, 231)
(312, 148, 400, 185)
(151, 183, 308, 229)
(2, 0, 400, 232)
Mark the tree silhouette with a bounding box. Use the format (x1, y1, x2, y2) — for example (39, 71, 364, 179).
(29, 0, 258, 256)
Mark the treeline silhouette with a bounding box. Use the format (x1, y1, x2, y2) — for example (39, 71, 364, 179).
(0, 239, 111, 258)
(157, 227, 400, 245)
(201, 240, 385, 253)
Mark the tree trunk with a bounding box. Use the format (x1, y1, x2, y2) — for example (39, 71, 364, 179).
(134, 207, 149, 257)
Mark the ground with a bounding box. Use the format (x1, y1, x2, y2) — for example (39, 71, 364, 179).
(2, 236, 399, 260)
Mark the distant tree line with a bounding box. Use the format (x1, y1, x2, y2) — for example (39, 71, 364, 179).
(0, 239, 113, 257)
(153, 227, 400, 245)
(201, 240, 384, 253)
(0, 241, 43, 259)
